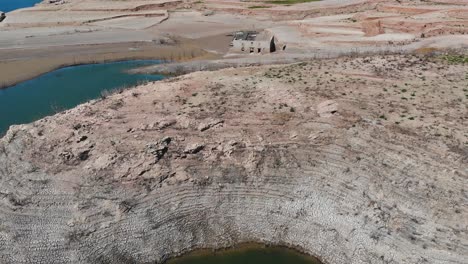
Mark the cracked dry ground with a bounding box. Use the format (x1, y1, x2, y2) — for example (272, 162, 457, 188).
(0, 55, 467, 264)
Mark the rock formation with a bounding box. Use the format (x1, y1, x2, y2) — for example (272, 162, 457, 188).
(0, 12, 5, 23)
(0, 55, 467, 264)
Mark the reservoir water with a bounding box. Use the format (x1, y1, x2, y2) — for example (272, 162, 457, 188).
(1, 0, 42, 12)
(0, 60, 164, 134)
(167, 245, 323, 264)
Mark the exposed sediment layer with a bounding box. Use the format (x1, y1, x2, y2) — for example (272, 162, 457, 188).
(0, 55, 467, 264)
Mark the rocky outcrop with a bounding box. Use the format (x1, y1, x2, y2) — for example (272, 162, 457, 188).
(0, 12, 5, 23)
(0, 55, 467, 264)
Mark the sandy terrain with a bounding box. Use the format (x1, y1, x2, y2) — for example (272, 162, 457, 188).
(1, 54, 466, 264)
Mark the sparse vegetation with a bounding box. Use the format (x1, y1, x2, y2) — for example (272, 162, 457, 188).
(249, 5, 270, 9)
(265, 0, 320, 4)
(441, 54, 468, 64)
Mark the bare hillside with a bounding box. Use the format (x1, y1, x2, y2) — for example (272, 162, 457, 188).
(0, 55, 467, 264)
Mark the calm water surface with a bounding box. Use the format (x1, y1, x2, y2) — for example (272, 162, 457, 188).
(1, 0, 42, 12)
(167, 245, 323, 264)
(0, 60, 164, 134)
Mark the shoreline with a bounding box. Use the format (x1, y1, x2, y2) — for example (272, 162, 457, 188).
(0, 40, 218, 89)
(0, 0, 43, 13)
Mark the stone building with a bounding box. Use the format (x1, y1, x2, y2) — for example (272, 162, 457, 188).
(230, 30, 284, 54)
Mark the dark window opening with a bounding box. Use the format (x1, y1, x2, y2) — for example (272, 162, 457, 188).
(270, 38, 276, 53)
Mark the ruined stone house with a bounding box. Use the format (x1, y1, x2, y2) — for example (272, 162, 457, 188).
(231, 30, 284, 54)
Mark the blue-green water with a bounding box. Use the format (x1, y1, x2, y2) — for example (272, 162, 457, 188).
(0, 60, 164, 134)
(167, 246, 323, 264)
(1, 0, 42, 12)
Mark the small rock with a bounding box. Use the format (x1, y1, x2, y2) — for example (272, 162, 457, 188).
(317, 100, 338, 117)
(198, 119, 224, 132)
(309, 133, 319, 140)
(184, 143, 205, 154)
(0, 12, 5, 23)
(66, 220, 75, 227)
(202, 10, 215, 16)
(146, 137, 172, 160)
(77, 135, 88, 143)
(157, 119, 176, 130)
(119, 200, 133, 213)
(77, 150, 90, 161)
(160, 136, 171, 145)
(100, 222, 111, 229)
(59, 151, 74, 161)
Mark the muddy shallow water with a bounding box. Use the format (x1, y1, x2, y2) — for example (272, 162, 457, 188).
(166, 244, 323, 264)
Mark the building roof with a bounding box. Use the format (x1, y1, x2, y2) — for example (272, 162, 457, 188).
(233, 30, 273, 42)
(254, 31, 273, 42)
(234, 31, 258, 41)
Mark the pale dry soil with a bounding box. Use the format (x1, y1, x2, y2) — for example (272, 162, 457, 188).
(0, 55, 467, 264)
(1, 0, 468, 86)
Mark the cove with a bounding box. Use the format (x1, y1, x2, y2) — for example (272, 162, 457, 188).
(0, 60, 164, 134)
(1, 0, 42, 12)
(166, 244, 323, 264)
